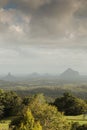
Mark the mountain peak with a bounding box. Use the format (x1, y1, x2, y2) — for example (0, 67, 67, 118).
(7, 72, 12, 77)
(66, 68, 73, 71)
(60, 68, 80, 79)
(64, 68, 78, 73)
(2, 72, 16, 81)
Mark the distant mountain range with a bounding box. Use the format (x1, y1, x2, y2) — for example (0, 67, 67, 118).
(0, 68, 87, 83)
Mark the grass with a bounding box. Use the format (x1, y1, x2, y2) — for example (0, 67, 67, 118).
(0, 120, 10, 130)
(0, 117, 14, 130)
(66, 114, 87, 125)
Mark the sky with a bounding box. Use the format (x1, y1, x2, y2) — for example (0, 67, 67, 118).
(0, 0, 87, 75)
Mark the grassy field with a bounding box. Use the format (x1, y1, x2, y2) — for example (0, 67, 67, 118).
(0, 115, 87, 130)
(66, 115, 87, 125)
(0, 117, 13, 130)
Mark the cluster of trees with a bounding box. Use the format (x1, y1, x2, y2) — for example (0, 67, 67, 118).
(54, 93, 87, 115)
(10, 94, 70, 130)
(0, 89, 87, 130)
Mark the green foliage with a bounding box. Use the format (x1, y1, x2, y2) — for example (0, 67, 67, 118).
(71, 122, 87, 130)
(0, 90, 22, 117)
(71, 122, 80, 130)
(0, 89, 5, 118)
(5, 91, 22, 116)
(33, 122, 42, 130)
(77, 124, 87, 130)
(54, 93, 87, 115)
(22, 96, 34, 106)
(0, 104, 4, 118)
(10, 107, 42, 130)
(29, 94, 71, 130)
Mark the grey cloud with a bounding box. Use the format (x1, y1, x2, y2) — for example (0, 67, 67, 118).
(0, 0, 87, 48)
(74, 0, 87, 18)
(13, 0, 51, 12)
(0, 8, 31, 47)
(0, 0, 9, 8)
(30, 0, 87, 40)
(12, 0, 85, 38)
(29, 0, 79, 38)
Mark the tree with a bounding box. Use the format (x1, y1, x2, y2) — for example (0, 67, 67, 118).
(54, 92, 87, 115)
(29, 94, 71, 130)
(0, 90, 22, 117)
(10, 107, 42, 130)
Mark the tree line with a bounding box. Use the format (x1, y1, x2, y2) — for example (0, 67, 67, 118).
(0, 89, 87, 130)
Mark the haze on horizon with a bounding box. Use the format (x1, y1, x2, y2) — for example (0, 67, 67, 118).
(0, 0, 87, 75)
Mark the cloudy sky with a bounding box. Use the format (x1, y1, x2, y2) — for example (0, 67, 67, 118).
(0, 0, 87, 75)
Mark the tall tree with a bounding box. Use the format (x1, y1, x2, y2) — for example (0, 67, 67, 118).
(10, 107, 42, 130)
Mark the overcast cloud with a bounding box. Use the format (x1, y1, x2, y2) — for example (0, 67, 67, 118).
(0, 0, 87, 74)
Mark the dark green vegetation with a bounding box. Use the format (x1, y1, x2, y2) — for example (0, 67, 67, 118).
(54, 93, 87, 115)
(0, 89, 22, 118)
(0, 89, 87, 130)
(71, 123, 87, 130)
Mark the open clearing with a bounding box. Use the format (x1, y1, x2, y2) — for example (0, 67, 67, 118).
(66, 115, 87, 125)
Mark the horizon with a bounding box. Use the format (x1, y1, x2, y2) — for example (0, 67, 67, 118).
(1, 68, 87, 76)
